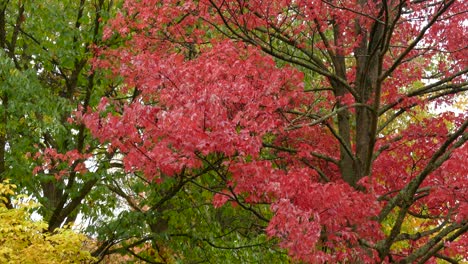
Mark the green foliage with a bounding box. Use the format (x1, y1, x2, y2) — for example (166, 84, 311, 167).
(87, 168, 289, 263)
(0, 0, 120, 232)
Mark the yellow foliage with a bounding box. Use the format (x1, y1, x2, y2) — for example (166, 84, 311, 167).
(0, 180, 96, 264)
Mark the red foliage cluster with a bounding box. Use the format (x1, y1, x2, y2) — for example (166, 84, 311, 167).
(32, 148, 90, 179)
(68, 0, 467, 262)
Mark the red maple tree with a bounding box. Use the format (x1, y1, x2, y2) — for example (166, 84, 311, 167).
(80, 0, 467, 262)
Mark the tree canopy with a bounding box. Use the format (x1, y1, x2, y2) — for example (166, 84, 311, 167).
(84, 0, 467, 262)
(1, 0, 467, 263)
(0, 0, 288, 262)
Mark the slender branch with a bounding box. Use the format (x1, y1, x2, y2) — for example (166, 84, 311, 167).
(170, 233, 268, 250)
(301, 158, 331, 182)
(206, 0, 357, 97)
(380, 0, 455, 80)
(124, 247, 163, 264)
(227, 186, 270, 222)
(394, 218, 447, 242)
(106, 182, 141, 212)
(434, 253, 459, 264)
(324, 122, 356, 162)
(379, 118, 468, 222)
(287, 103, 373, 130)
(408, 220, 468, 263)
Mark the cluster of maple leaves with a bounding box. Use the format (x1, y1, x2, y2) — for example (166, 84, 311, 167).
(34, 0, 467, 262)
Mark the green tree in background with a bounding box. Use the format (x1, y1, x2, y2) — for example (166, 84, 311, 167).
(0, 0, 115, 230)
